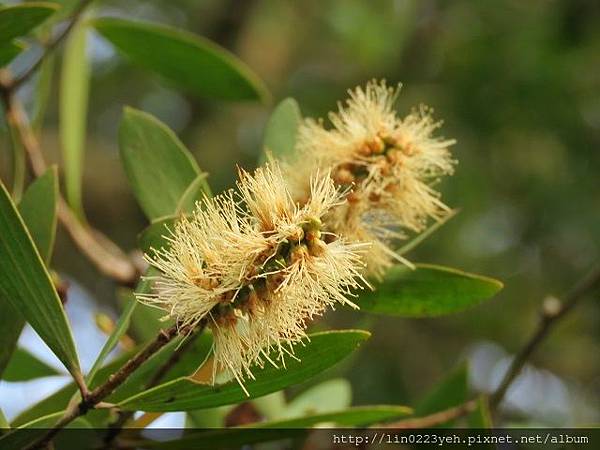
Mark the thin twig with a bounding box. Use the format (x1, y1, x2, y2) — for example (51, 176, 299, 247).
(103, 325, 206, 447)
(148, 324, 205, 387)
(84, 325, 181, 407)
(0, 85, 139, 285)
(72, 371, 90, 400)
(382, 400, 478, 429)
(380, 264, 600, 429)
(489, 264, 600, 409)
(8, 0, 95, 90)
(25, 325, 182, 450)
(0, 0, 138, 284)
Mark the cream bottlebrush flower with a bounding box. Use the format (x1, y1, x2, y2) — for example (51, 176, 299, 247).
(286, 80, 456, 278)
(138, 162, 367, 392)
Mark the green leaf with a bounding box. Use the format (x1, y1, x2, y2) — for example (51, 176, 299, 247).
(176, 174, 211, 214)
(10, 389, 73, 429)
(141, 406, 411, 449)
(0, 312, 21, 380)
(251, 405, 411, 428)
(117, 330, 370, 412)
(92, 18, 268, 102)
(1, 347, 60, 381)
(0, 412, 62, 450)
(10, 350, 135, 427)
(0, 412, 94, 450)
(468, 396, 492, 428)
(0, 2, 59, 42)
(358, 264, 503, 317)
(119, 107, 203, 220)
(60, 19, 90, 220)
(0, 180, 80, 377)
(18, 167, 59, 263)
(0, 40, 25, 66)
(32, 53, 55, 131)
(124, 267, 172, 342)
(106, 331, 213, 404)
(85, 294, 137, 385)
(261, 98, 301, 162)
(0, 408, 8, 431)
(0, 168, 59, 379)
(138, 216, 177, 254)
(128, 299, 166, 343)
(415, 363, 468, 427)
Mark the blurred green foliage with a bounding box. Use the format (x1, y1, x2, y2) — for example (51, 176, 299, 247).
(1, 0, 598, 424)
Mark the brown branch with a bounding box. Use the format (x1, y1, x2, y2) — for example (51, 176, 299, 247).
(380, 264, 600, 429)
(0, 0, 138, 285)
(0, 85, 139, 285)
(8, 0, 95, 90)
(147, 324, 204, 387)
(102, 325, 205, 447)
(382, 400, 478, 429)
(84, 325, 181, 407)
(25, 325, 182, 450)
(489, 264, 600, 409)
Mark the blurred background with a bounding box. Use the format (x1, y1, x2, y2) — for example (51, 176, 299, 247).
(1, 0, 599, 427)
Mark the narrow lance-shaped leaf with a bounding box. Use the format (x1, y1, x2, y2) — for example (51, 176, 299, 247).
(250, 405, 411, 428)
(0, 168, 58, 378)
(125, 267, 171, 343)
(30, 9, 59, 130)
(0, 41, 25, 66)
(0, 2, 59, 42)
(0, 408, 8, 431)
(468, 396, 493, 429)
(92, 18, 269, 102)
(119, 107, 204, 220)
(0, 412, 62, 450)
(18, 167, 59, 263)
(142, 406, 412, 450)
(60, 19, 90, 220)
(106, 332, 213, 404)
(1, 348, 60, 382)
(0, 180, 80, 377)
(9, 333, 211, 427)
(32, 53, 56, 131)
(415, 363, 468, 428)
(0, 309, 28, 380)
(176, 174, 211, 215)
(117, 330, 370, 412)
(0, 412, 94, 450)
(85, 293, 137, 385)
(10, 350, 137, 427)
(138, 216, 178, 254)
(261, 97, 301, 163)
(358, 264, 503, 317)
